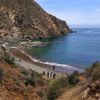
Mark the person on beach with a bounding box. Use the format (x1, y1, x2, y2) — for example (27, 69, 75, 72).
(53, 73, 56, 79)
(42, 71, 45, 76)
(53, 66, 55, 71)
(50, 72, 53, 77)
(47, 72, 49, 77)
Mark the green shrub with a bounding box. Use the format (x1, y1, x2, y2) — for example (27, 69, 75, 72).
(31, 71, 44, 86)
(92, 67, 100, 80)
(46, 76, 68, 100)
(67, 71, 79, 85)
(25, 71, 44, 87)
(25, 77, 35, 86)
(1, 39, 15, 66)
(46, 74, 79, 100)
(21, 69, 28, 76)
(4, 54, 15, 65)
(47, 81, 61, 100)
(85, 62, 100, 81)
(31, 71, 41, 78)
(68, 74, 79, 85)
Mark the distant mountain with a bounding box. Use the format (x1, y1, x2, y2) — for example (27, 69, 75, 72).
(0, 0, 70, 40)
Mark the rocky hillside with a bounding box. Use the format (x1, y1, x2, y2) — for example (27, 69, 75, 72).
(0, 0, 70, 41)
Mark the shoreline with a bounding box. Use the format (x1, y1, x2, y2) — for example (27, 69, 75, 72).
(9, 46, 83, 74)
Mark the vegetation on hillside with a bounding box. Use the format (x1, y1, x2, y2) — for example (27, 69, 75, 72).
(85, 61, 100, 81)
(25, 70, 44, 87)
(1, 47, 16, 67)
(46, 72, 79, 100)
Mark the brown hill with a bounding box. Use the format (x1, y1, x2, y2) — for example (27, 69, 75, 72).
(0, 61, 43, 100)
(0, 0, 70, 41)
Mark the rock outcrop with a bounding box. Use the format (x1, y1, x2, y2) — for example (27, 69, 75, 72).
(0, 0, 70, 41)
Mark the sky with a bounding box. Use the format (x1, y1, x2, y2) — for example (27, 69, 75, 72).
(36, 0, 100, 28)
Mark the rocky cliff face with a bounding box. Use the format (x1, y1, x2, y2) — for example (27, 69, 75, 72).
(0, 0, 70, 40)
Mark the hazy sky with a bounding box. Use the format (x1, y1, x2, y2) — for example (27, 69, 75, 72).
(36, 0, 100, 27)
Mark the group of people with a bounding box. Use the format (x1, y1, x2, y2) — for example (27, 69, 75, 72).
(42, 71, 57, 79)
(42, 66, 57, 79)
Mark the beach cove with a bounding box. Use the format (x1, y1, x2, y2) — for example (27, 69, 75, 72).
(0, 40, 81, 77)
(26, 28, 100, 68)
(9, 46, 82, 76)
(5, 28, 100, 76)
(2, 28, 100, 76)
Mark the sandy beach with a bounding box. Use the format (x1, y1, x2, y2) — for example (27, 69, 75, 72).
(9, 46, 83, 76)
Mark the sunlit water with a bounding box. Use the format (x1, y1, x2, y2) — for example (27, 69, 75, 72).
(26, 28, 100, 69)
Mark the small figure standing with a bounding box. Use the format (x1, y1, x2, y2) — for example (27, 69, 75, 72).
(42, 71, 45, 76)
(53, 73, 56, 79)
(53, 66, 55, 71)
(47, 72, 49, 77)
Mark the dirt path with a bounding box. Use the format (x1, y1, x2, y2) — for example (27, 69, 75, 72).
(57, 86, 80, 100)
(57, 85, 81, 100)
(57, 80, 88, 100)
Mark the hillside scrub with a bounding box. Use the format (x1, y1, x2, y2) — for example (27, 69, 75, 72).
(46, 73, 79, 100)
(0, 48, 17, 68)
(3, 54, 15, 65)
(46, 76, 68, 100)
(25, 70, 44, 87)
(68, 71, 79, 85)
(85, 62, 100, 81)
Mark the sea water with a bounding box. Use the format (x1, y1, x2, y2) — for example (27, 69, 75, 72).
(26, 28, 100, 69)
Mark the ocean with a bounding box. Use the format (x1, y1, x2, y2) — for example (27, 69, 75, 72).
(26, 28, 100, 69)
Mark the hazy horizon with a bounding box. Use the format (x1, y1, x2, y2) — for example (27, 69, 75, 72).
(37, 0, 100, 28)
(70, 24, 100, 28)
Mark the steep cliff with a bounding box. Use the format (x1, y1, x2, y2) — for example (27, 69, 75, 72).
(0, 0, 70, 40)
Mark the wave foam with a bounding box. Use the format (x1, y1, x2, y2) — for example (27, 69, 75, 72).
(21, 50, 81, 71)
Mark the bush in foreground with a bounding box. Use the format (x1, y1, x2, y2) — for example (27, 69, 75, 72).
(68, 71, 79, 85)
(25, 77, 35, 86)
(3, 54, 15, 65)
(46, 72, 79, 100)
(21, 69, 29, 76)
(25, 71, 44, 86)
(46, 76, 68, 100)
(85, 61, 100, 81)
